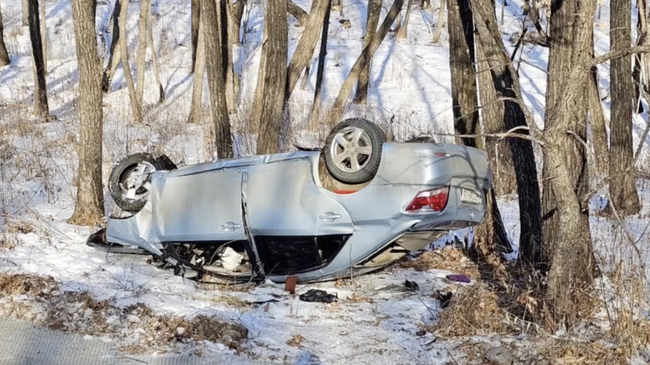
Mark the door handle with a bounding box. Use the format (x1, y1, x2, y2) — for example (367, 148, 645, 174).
(319, 212, 342, 222)
(220, 222, 241, 231)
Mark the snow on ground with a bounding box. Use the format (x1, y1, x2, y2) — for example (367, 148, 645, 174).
(2, 0, 650, 363)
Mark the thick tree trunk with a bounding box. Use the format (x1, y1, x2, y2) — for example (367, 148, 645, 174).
(432, 0, 446, 43)
(229, 0, 246, 45)
(288, 0, 309, 26)
(285, 0, 331, 99)
(191, 0, 200, 72)
(0, 1, 10, 67)
(472, 0, 542, 265)
(219, 0, 237, 113)
(202, 0, 233, 158)
(309, 0, 332, 130)
(102, 0, 121, 92)
(40, 0, 46, 73)
(396, 0, 414, 39)
(448, 0, 478, 147)
(135, 0, 151, 107)
(188, 16, 206, 124)
(256, 0, 288, 154)
(28, 0, 48, 118)
(476, 40, 516, 196)
(588, 30, 608, 177)
(68, 0, 104, 226)
(543, 0, 597, 327)
(542, 0, 590, 263)
(250, 31, 267, 132)
(353, 0, 381, 104)
(118, 0, 141, 123)
(449, 0, 510, 253)
(147, 3, 164, 103)
(329, 0, 405, 125)
(608, 0, 641, 215)
(22, 0, 29, 26)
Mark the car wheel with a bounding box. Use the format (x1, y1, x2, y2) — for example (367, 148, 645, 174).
(108, 153, 157, 213)
(324, 118, 386, 184)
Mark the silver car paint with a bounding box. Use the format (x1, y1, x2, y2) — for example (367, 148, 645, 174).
(106, 143, 491, 282)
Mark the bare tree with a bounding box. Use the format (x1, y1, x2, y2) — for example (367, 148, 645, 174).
(588, 29, 608, 177)
(0, 1, 10, 67)
(218, 0, 237, 113)
(396, 0, 414, 39)
(68, 0, 104, 225)
(432, 0, 446, 43)
(329, 0, 405, 125)
(471, 0, 542, 265)
(285, 0, 331, 99)
(288, 0, 309, 26)
(353, 0, 381, 104)
(542, 0, 597, 326)
(256, 0, 288, 154)
(228, 0, 247, 46)
(147, 4, 164, 103)
(608, 0, 641, 215)
(476, 40, 516, 196)
(118, 0, 141, 123)
(135, 0, 151, 107)
(309, 0, 332, 129)
(102, 0, 121, 92)
(202, 0, 233, 158)
(189, 15, 206, 124)
(22, 0, 28, 26)
(40, 0, 46, 73)
(28, 0, 48, 118)
(448, 0, 510, 253)
(191, 0, 200, 72)
(633, 0, 648, 113)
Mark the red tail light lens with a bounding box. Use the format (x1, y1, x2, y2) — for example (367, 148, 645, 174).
(406, 187, 449, 213)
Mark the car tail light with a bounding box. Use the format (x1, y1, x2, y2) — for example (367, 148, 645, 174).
(406, 187, 449, 213)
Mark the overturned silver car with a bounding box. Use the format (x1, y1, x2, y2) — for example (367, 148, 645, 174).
(89, 119, 491, 283)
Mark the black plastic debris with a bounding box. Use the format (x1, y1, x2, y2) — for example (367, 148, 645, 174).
(404, 280, 420, 291)
(298, 289, 338, 303)
(433, 290, 453, 308)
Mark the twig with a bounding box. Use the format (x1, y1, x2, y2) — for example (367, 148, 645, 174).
(432, 126, 544, 146)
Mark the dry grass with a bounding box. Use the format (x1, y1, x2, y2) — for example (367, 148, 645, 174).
(400, 245, 481, 278)
(0, 273, 248, 354)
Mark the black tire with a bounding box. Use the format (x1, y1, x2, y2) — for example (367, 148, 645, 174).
(324, 118, 386, 184)
(108, 153, 157, 213)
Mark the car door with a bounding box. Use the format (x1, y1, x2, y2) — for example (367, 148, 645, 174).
(245, 158, 354, 236)
(151, 168, 247, 242)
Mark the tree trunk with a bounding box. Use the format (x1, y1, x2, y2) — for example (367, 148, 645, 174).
(472, 0, 542, 265)
(608, 0, 641, 215)
(135, 0, 150, 107)
(396, 0, 414, 39)
(256, 0, 288, 154)
(28, 0, 48, 118)
(119, 0, 141, 123)
(250, 31, 267, 133)
(309, 0, 332, 130)
(285, 0, 331, 99)
(22, 0, 29, 26)
(588, 29, 608, 177)
(188, 15, 206, 124)
(449, 0, 511, 253)
(40, 0, 46, 73)
(229, 0, 246, 45)
(288, 0, 309, 26)
(476, 40, 516, 196)
(353, 0, 381, 104)
(191, 0, 200, 72)
(147, 3, 164, 103)
(68, 0, 104, 226)
(219, 0, 237, 113)
(543, 0, 597, 327)
(202, 0, 233, 158)
(432, 0, 446, 43)
(329, 0, 405, 126)
(0, 1, 10, 67)
(102, 0, 121, 92)
(633, 0, 647, 113)
(448, 0, 478, 148)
